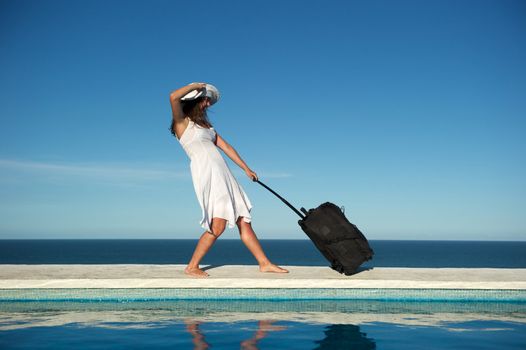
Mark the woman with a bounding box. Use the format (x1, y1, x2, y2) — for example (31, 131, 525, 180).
(169, 82, 289, 278)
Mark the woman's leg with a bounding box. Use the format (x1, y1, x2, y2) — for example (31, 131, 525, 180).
(236, 218, 289, 273)
(185, 218, 227, 278)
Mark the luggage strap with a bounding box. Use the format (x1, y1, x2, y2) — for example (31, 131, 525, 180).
(254, 179, 305, 219)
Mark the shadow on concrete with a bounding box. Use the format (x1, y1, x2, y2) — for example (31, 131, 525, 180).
(345, 266, 374, 276)
(201, 265, 225, 272)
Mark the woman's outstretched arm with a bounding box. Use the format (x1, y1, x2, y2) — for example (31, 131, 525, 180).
(215, 133, 258, 181)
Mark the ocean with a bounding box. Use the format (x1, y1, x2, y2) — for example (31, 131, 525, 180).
(1, 239, 525, 267)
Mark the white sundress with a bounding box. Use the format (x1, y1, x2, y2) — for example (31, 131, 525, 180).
(177, 118, 252, 232)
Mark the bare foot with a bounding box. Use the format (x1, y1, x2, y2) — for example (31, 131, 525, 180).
(184, 267, 209, 278)
(259, 263, 289, 273)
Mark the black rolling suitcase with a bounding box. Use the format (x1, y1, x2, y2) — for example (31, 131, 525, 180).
(256, 179, 374, 275)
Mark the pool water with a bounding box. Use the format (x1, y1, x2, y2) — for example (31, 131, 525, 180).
(1, 301, 525, 349)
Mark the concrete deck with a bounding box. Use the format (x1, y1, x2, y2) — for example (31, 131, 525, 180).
(1, 265, 525, 290)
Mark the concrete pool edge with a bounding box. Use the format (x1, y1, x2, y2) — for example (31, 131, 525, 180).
(1, 265, 525, 301)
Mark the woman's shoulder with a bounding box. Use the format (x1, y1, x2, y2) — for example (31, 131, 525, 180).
(175, 117, 192, 140)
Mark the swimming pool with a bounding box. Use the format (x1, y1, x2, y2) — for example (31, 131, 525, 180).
(1, 287, 525, 302)
(1, 265, 525, 348)
(1, 300, 525, 349)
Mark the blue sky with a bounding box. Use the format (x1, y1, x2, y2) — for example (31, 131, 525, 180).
(1, 0, 525, 240)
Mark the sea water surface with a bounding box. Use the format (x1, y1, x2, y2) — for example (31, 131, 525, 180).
(0, 239, 525, 267)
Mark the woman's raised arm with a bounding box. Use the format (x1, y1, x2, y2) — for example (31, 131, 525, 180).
(169, 82, 206, 122)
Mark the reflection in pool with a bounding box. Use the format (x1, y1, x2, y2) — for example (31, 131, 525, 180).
(0, 300, 525, 349)
(183, 320, 376, 350)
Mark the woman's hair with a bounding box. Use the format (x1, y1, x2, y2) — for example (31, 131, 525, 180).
(169, 97, 212, 137)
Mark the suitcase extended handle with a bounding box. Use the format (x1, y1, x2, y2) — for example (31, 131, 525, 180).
(254, 179, 306, 219)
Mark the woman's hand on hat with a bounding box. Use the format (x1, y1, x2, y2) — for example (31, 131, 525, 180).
(190, 82, 206, 90)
